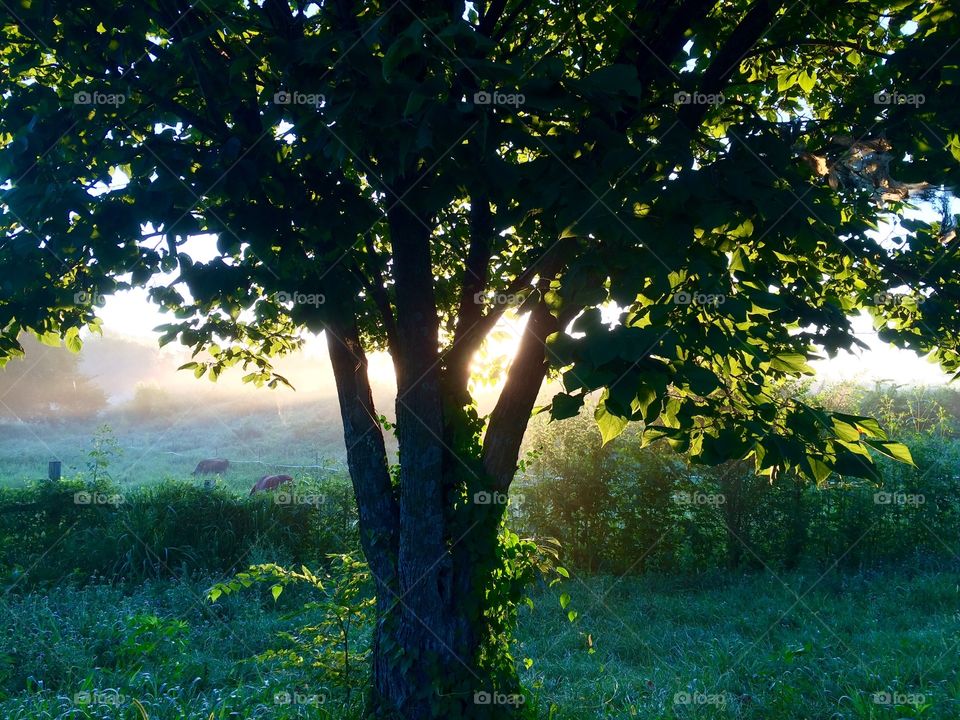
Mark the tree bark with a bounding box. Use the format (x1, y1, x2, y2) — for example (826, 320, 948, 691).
(324, 311, 402, 708)
(384, 202, 468, 717)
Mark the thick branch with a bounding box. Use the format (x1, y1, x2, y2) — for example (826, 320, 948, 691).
(325, 311, 398, 591)
(444, 240, 564, 398)
(679, 0, 784, 130)
(446, 195, 494, 398)
(481, 301, 558, 490)
(618, 0, 719, 74)
(386, 201, 451, 635)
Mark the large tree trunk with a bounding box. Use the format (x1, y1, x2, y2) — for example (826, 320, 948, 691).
(324, 193, 552, 717)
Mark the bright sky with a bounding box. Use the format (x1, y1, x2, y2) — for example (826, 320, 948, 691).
(87, 188, 955, 389)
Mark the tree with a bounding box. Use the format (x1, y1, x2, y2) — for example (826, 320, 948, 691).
(1, 1, 958, 717)
(0, 334, 106, 419)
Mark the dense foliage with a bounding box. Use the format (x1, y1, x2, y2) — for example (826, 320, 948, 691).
(0, 476, 357, 588)
(518, 385, 960, 573)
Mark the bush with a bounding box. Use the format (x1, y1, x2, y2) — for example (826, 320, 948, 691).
(514, 386, 960, 574)
(0, 476, 359, 589)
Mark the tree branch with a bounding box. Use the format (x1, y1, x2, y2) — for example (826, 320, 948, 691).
(481, 300, 559, 490)
(679, 0, 784, 131)
(325, 310, 398, 590)
(742, 39, 888, 60)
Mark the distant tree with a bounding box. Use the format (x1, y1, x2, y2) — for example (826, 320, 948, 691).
(1, 2, 958, 717)
(126, 382, 176, 420)
(0, 335, 106, 419)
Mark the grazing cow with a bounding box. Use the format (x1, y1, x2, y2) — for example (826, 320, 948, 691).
(192, 458, 230, 476)
(249, 474, 293, 495)
(192, 458, 230, 489)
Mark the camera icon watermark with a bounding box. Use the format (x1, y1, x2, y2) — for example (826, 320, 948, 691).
(276, 290, 326, 307)
(674, 91, 725, 106)
(275, 492, 325, 507)
(473, 690, 525, 706)
(871, 291, 926, 307)
(873, 91, 924, 107)
(872, 691, 925, 706)
(673, 691, 727, 707)
(675, 491, 726, 507)
(473, 90, 525, 108)
(73, 90, 126, 106)
(273, 90, 325, 110)
(473, 491, 525, 515)
(74, 690, 124, 706)
(673, 291, 726, 306)
(874, 492, 924, 507)
(473, 291, 523, 307)
(74, 491, 125, 506)
(74, 291, 107, 306)
(273, 690, 326, 705)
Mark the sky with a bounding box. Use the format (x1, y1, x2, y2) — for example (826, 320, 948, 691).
(80, 182, 956, 391)
(91, 280, 953, 392)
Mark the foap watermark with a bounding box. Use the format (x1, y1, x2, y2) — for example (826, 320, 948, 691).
(274, 690, 326, 706)
(673, 291, 726, 306)
(673, 691, 727, 707)
(273, 90, 325, 110)
(675, 491, 725, 507)
(74, 690, 125, 706)
(872, 691, 926, 707)
(276, 290, 325, 307)
(74, 290, 107, 306)
(674, 90, 725, 106)
(73, 90, 126, 106)
(873, 90, 925, 107)
(473, 291, 523, 308)
(871, 291, 926, 307)
(473, 90, 525, 108)
(874, 491, 924, 507)
(75, 491, 125, 506)
(275, 492, 325, 507)
(473, 691, 525, 706)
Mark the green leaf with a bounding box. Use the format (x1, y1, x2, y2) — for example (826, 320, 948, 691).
(865, 440, 915, 465)
(271, 584, 283, 601)
(806, 455, 833, 483)
(595, 395, 629, 445)
(770, 353, 814, 374)
(559, 592, 570, 609)
(64, 327, 82, 353)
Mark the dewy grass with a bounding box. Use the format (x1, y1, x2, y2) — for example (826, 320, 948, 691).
(0, 565, 958, 718)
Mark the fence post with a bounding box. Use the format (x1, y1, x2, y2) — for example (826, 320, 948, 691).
(48, 460, 62, 482)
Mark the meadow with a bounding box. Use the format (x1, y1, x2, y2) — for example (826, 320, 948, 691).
(2, 564, 958, 718)
(2, 382, 960, 718)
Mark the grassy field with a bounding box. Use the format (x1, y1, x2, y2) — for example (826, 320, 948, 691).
(2, 565, 958, 718)
(0, 398, 356, 490)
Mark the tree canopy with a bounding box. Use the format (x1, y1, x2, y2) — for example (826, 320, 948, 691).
(2, 1, 957, 483)
(2, 1, 960, 716)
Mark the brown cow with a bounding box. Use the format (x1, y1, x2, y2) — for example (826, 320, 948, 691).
(192, 458, 230, 475)
(249, 474, 293, 495)
(193, 459, 230, 489)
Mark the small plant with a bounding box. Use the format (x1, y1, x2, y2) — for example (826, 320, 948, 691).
(209, 554, 375, 701)
(115, 613, 189, 673)
(87, 424, 122, 485)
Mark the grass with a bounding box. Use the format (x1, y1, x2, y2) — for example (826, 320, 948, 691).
(0, 399, 356, 490)
(518, 566, 960, 718)
(1, 565, 958, 718)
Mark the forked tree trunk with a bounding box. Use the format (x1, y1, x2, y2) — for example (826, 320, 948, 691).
(323, 189, 552, 718)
